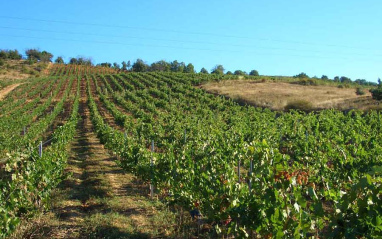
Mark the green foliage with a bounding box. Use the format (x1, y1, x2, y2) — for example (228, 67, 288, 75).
(284, 100, 314, 111)
(294, 72, 309, 78)
(356, 87, 366, 95)
(54, 56, 64, 64)
(234, 70, 247, 76)
(170, 60, 185, 72)
(370, 87, 382, 100)
(249, 70, 259, 76)
(150, 60, 170, 72)
(295, 78, 318, 86)
(132, 59, 148, 72)
(200, 67, 209, 74)
(184, 63, 195, 73)
(80, 71, 382, 238)
(121, 61, 127, 71)
(211, 64, 225, 75)
(25, 49, 53, 62)
(321, 75, 328, 80)
(340, 76, 352, 84)
(0, 49, 22, 60)
(0, 77, 80, 237)
(68, 57, 92, 66)
(69, 58, 77, 65)
(113, 62, 120, 69)
(98, 62, 112, 68)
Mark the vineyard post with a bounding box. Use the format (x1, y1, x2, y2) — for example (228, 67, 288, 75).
(238, 158, 241, 184)
(249, 159, 253, 192)
(23, 126, 26, 135)
(184, 129, 187, 144)
(150, 140, 154, 199)
(39, 141, 43, 157)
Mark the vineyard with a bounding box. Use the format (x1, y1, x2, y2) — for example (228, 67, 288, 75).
(0, 64, 381, 238)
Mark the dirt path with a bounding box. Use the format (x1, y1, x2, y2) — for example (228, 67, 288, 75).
(0, 83, 22, 101)
(12, 79, 175, 239)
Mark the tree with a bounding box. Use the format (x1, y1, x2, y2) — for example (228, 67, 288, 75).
(226, 71, 233, 75)
(249, 70, 259, 76)
(200, 68, 209, 74)
(294, 72, 309, 78)
(77, 57, 85, 65)
(40, 51, 53, 62)
(170, 60, 185, 72)
(333, 76, 340, 82)
(98, 62, 112, 68)
(234, 70, 246, 76)
(150, 60, 170, 72)
(7, 50, 22, 60)
(127, 60, 131, 70)
(113, 62, 120, 69)
(321, 75, 328, 80)
(354, 79, 367, 85)
(0, 50, 8, 59)
(184, 63, 195, 73)
(340, 76, 352, 84)
(121, 61, 127, 71)
(370, 79, 382, 100)
(25, 49, 41, 61)
(55, 56, 64, 64)
(132, 59, 148, 72)
(211, 65, 225, 75)
(69, 58, 78, 65)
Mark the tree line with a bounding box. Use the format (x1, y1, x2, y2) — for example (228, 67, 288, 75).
(294, 72, 377, 86)
(0, 48, 378, 86)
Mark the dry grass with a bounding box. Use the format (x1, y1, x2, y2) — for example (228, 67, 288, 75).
(202, 80, 379, 111)
(0, 60, 48, 81)
(0, 83, 22, 101)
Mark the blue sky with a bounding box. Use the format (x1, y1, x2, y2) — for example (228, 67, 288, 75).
(0, 0, 381, 82)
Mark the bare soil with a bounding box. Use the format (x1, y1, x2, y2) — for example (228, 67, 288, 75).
(0, 83, 22, 101)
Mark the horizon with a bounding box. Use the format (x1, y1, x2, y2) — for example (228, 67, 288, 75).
(0, 0, 381, 82)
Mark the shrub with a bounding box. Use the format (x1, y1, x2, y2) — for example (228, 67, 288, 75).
(0, 59, 4, 66)
(284, 100, 314, 112)
(295, 79, 318, 86)
(370, 88, 382, 100)
(356, 87, 366, 95)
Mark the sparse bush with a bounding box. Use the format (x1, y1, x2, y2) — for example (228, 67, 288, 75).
(370, 88, 382, 100)
(356, 87, 366, 95)
(0, 59, 4, 66)
(284, 100, 314, 112)
(338, 84, 350, 89)
(295, 79, 318, 86)
(365, 104, 382, 111)
(21, 65, 29, 74)
(294, 72, 309, 78)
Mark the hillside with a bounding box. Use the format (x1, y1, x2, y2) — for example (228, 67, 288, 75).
(0, 65, 381, 238)
(202, 79, 380, 111)
(0, 60, 50, 87)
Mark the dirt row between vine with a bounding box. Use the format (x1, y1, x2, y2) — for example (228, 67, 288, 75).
(0, 83, 22, 101)
(12, 78, 175, 239)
